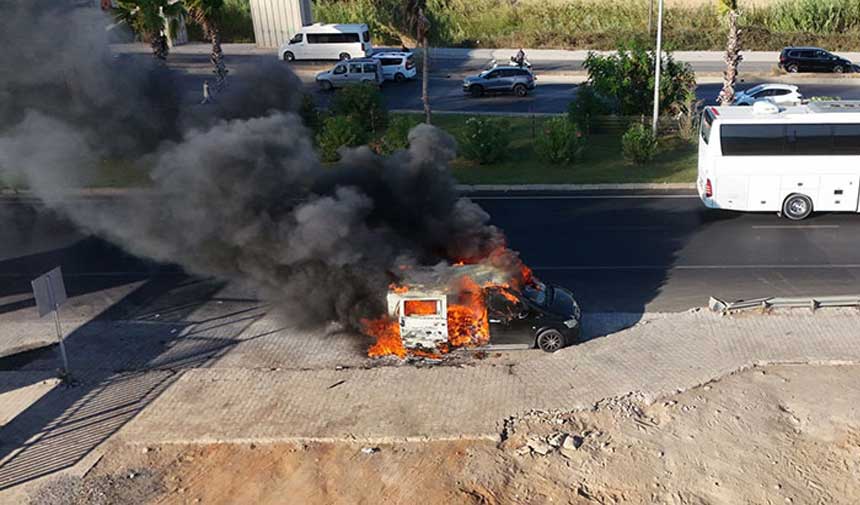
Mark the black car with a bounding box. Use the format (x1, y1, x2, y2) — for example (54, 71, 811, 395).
(485, 281, 582, 352)
(779, 47, 853, 73)
(462, 66, 536, 98)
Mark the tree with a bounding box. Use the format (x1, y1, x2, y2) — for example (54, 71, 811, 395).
(114, 0, 185, 60)
(717, 0, 741, 105)
(184, 0, 228, 90)
(404, 1, 431, 124)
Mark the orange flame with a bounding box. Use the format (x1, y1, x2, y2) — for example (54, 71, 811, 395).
(403, 299, 440, 316)
(446, 276, 490, 348)
(363, 317, 406, 359)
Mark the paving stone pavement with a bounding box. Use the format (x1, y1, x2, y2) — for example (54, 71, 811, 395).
(116, 310, 860, 444)
(2, 307, 859, 498)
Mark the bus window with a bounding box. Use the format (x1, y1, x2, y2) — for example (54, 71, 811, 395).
(833, 124, 860, 155)
(788, 124, 833, 155)
(700, 109, 714, 144)
(720, 124, 786, 156)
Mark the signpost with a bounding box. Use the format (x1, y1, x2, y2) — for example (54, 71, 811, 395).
(31, 267, 70, 376)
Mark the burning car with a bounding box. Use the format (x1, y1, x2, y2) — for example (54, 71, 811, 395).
(365, 264, 582, 357)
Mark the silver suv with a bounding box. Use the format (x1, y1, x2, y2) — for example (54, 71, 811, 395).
(316, 58, 383, 90)
(463, 66, 536, 98)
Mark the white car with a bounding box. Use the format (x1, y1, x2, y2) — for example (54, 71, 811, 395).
(732, 84, 803, 106)
(370, 51, 417, 82)
(279, 23, 372, 62)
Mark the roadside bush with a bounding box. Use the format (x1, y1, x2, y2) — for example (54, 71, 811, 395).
(317, 115, 366, 162)
(622, 123, 658, 164)
(535, 117, 585, 164)
(670, 91, 704, 145)
(299, 94, 322, 136)
(459, 117, 510, 165)
(331, 82, 388, 133)
(378, 115, 420, 155)
(567, 84, 607, 135)
(584, 41, 696, 117)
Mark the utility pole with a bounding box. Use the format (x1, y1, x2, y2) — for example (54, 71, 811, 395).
(417, 8, 432, 124)
(651, 0, 664, 134)
(648, 0, 653, 37)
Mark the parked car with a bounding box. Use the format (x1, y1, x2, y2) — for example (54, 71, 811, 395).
(463, 66, 536, 98)
(779, 47, 853, 73)
(280, 23, 372, 62)
(315, 59, 383, 90)
(732, 83, 803, 106)
(370, 51, 416, 82)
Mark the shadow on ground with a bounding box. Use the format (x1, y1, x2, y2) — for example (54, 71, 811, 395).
(0, 273, 269, 491)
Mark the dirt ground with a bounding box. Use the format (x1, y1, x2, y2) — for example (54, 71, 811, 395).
(29, 364, 860, 505)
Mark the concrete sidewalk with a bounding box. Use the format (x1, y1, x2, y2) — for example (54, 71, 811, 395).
(3, 304, 860, 499)
(109, 309, 860, 444)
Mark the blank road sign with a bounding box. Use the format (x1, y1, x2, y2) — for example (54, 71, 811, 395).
(31, 267, 67, 318)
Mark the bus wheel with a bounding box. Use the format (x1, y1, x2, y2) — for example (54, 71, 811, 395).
(782, 194, 813, 220)
(339, 52, 351, 61)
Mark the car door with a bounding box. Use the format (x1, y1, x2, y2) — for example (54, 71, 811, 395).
(814, 50, 831, 72)
(331, 63, 348, 87)
(347, 62, 363, 84)
(486, 288, 533, 348)
(770, 88, 794, 105)
(482, 69, 502, 90)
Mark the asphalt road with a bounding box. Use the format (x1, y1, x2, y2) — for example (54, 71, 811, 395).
(366, 77, 860, 115)
(3, 193, 860, 317)
(138, 51, 860, 115)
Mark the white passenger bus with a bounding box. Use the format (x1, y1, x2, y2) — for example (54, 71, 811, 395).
(279, 23, 372, 62)
(698, 101, 860, 220)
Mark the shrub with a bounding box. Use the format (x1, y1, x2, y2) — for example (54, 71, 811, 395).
(670, 91, 704, 144)
(459, 117, 510, 164)
(567, 84, 607, 135)
(299, 94, 322, 136)
(331, 82, 388, 133)
(317, 115, 366, 162)
(378, 115, 420, 154)
(535, 117, 586, 164)
(582, 41, 696, 117)
(622, 123, 658, 164)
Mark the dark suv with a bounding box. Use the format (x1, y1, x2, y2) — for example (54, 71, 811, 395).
(463, 66, 536, 97)
(779, 47, 853, 73)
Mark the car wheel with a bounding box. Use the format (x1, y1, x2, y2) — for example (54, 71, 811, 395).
(469, 85, 483, 98)
(786, 64, 799, 73)
(394, 72, 405, 83)
(319, 80, 333, 91)
(536, 329, 565, 353)
(782, 193, 813, 220)
(513, 84, 528, 97)
(339, 52, 351, 61)
(833, 65, 844, 73)
(283, 51, 295, 62)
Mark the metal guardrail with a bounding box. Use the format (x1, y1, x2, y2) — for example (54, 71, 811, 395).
(709, 295, 860, 313)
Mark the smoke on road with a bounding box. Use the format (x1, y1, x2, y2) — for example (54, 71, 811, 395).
(0, 1, 510, 328)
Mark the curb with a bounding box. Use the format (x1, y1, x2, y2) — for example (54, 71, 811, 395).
(1, 184, 698, 199)
(458, 183, 697, 191)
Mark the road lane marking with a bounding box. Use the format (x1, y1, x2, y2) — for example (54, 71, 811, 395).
(535, 264, 860, 271)
(752, 225, 840, 229)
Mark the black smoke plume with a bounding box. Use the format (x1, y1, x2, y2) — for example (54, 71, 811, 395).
(0, 1, 509, 329)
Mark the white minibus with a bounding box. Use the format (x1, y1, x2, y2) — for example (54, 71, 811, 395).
(697, 101, 860, 220)
(279, 23, 372, 62)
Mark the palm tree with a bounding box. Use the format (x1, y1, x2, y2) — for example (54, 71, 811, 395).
(717, 0, 741, 105)
(114, 0, 185, 60)
(404, 0, 431, 123)
(184, 0, 228, 90)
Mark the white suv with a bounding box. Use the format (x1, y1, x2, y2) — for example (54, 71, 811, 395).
(732, 83, 803, 106)
(370, 51, 416, 82)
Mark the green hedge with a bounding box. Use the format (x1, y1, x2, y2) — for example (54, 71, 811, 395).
(311, 0, 860, 50)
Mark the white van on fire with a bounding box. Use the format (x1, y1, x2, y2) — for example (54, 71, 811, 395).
(279, 23, 372, 62)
